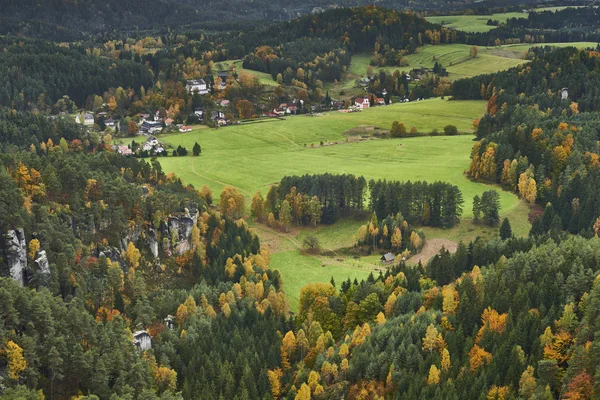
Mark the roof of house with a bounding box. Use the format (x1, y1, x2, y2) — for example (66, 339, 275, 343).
(187, 79, 206, 85)
(381, 252, 395, 261)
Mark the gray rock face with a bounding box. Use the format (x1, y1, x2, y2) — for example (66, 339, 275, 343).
(4, 229, 27, 286)
(34, 250, 50, 275)
(168, 216, 195, 255)
(148, 228, 159, 259)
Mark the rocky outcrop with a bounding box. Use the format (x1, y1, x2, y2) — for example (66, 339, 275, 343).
(34, 250, 50, 275)
(4, 229, 27, 286)
(148, 228, 159, 259)
(168, 215, 196, 255)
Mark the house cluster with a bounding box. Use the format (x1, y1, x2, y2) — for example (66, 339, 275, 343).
(116, 136, 166, 157)
(353, 90, 391, 110)
(76, 111, 120, 131)
(185, 71, 232, 95)
(265, 102, 300, 117)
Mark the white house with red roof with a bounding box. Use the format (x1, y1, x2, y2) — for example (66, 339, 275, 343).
(354, 97, 370, 109)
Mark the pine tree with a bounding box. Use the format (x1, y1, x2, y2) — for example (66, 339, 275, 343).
(499, 218, 512, 240)
(193, 142, 201, 156)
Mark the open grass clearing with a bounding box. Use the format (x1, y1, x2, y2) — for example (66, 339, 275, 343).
(156, 99, 532, 309)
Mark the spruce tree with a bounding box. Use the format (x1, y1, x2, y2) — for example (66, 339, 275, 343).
(499, 217, 512, 240)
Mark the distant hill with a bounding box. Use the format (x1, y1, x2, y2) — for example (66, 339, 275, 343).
(0, 0, 555, 40)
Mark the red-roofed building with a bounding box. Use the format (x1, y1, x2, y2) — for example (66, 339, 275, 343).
(354, 97, 370, 109)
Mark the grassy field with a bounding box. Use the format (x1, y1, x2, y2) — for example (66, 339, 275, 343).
(157, 99, 532, 310)
(425, 7, 591, 33)
(215, 59, 278, 86)
(348, 42, 597, 82)
(158, 99, 521, 217)
(426, 12, 524, 33)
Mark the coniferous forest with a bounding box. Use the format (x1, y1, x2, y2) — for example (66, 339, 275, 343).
(2, 2, 600, 400)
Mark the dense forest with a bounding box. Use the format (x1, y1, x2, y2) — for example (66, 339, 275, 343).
(0, 122, 288, 399)
(452, 46, 600, 235)
(5, 3, 600, 399)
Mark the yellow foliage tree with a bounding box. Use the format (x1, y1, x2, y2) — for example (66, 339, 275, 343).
(125, 242, 141, 269)
(469, 344, 492, 373)
(427, 365, 440, 385)
(376, 311, 386, 325)
(422, 323, 443, 353)
(487, 385, 509, 400)
(219, 186, 245, 219)
(4, 340, 27, 380)
(442, 285, 459, 315)
(384, 293, 397, 317)
(267, 368, 282, 398)
(441, 348, 451, 372)
(155, 365, 177, 392)
(28, 239, 40, 260)
(295, 383, 311, 400)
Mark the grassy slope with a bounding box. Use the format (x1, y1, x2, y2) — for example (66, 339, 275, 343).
(157, 100, 532, 310)
(214, 59, 278, 86)
(425, 7, 591, 33)
(426, 12, 525, 33)
(348, 42, 597, 82)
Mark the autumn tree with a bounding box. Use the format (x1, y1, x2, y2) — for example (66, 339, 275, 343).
(391, 121, 407, 138)
(279, 200, 292, 232)
(236, 100, 254, 119)
(219, 186, 245, 219)
(3, 340, 26, 381)
(251, 192, 266, 222)
(470, 45, 479, 58)
(267, 368, 282, 398)
(427, 365, 440, 385)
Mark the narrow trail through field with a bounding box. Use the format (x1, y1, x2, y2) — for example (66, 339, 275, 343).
(408, 238, 458, 265)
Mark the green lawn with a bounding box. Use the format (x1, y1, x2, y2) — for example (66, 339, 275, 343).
(215, 59, 278, 86)
(158, 99, 517, 214)
(426, 12, 525, 33)
(272, 250, 375, 312)
(425, 7, 592, 33)
(157, 99, 532, 309)
(348, 42, 597, 82)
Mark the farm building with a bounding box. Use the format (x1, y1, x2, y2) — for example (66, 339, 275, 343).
(381, 252, 395, 264)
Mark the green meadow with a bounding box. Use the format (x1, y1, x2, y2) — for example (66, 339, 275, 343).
(155, 99, 532, 310)
(425, 7, 591, 33)
(348, 42, 597, 82)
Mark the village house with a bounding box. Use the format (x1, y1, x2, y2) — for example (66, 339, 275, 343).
(133, 330, 152, 352)
(140, 121, 163, 134)
(286, 105, 298, 115)
(354, 97, 370, 109)
(76, 113, 95, 126)
(105, 118, 116, 129)
(194, 107, 204, 119)
(211, 110, 229, 126)
(164, 117, 174, 126)
(186, 79, 209, 95)
(377, 97, 385, 105)
(117, 145, 133, 156)
(142, 136, 159, 151)
(561, 87, 569, 100)
(220, 99, 230, 107)
(179, 126, 192, 133)
(380, 252, 395, 264)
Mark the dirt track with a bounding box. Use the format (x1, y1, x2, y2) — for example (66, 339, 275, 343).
(408, 238, 459, 265)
